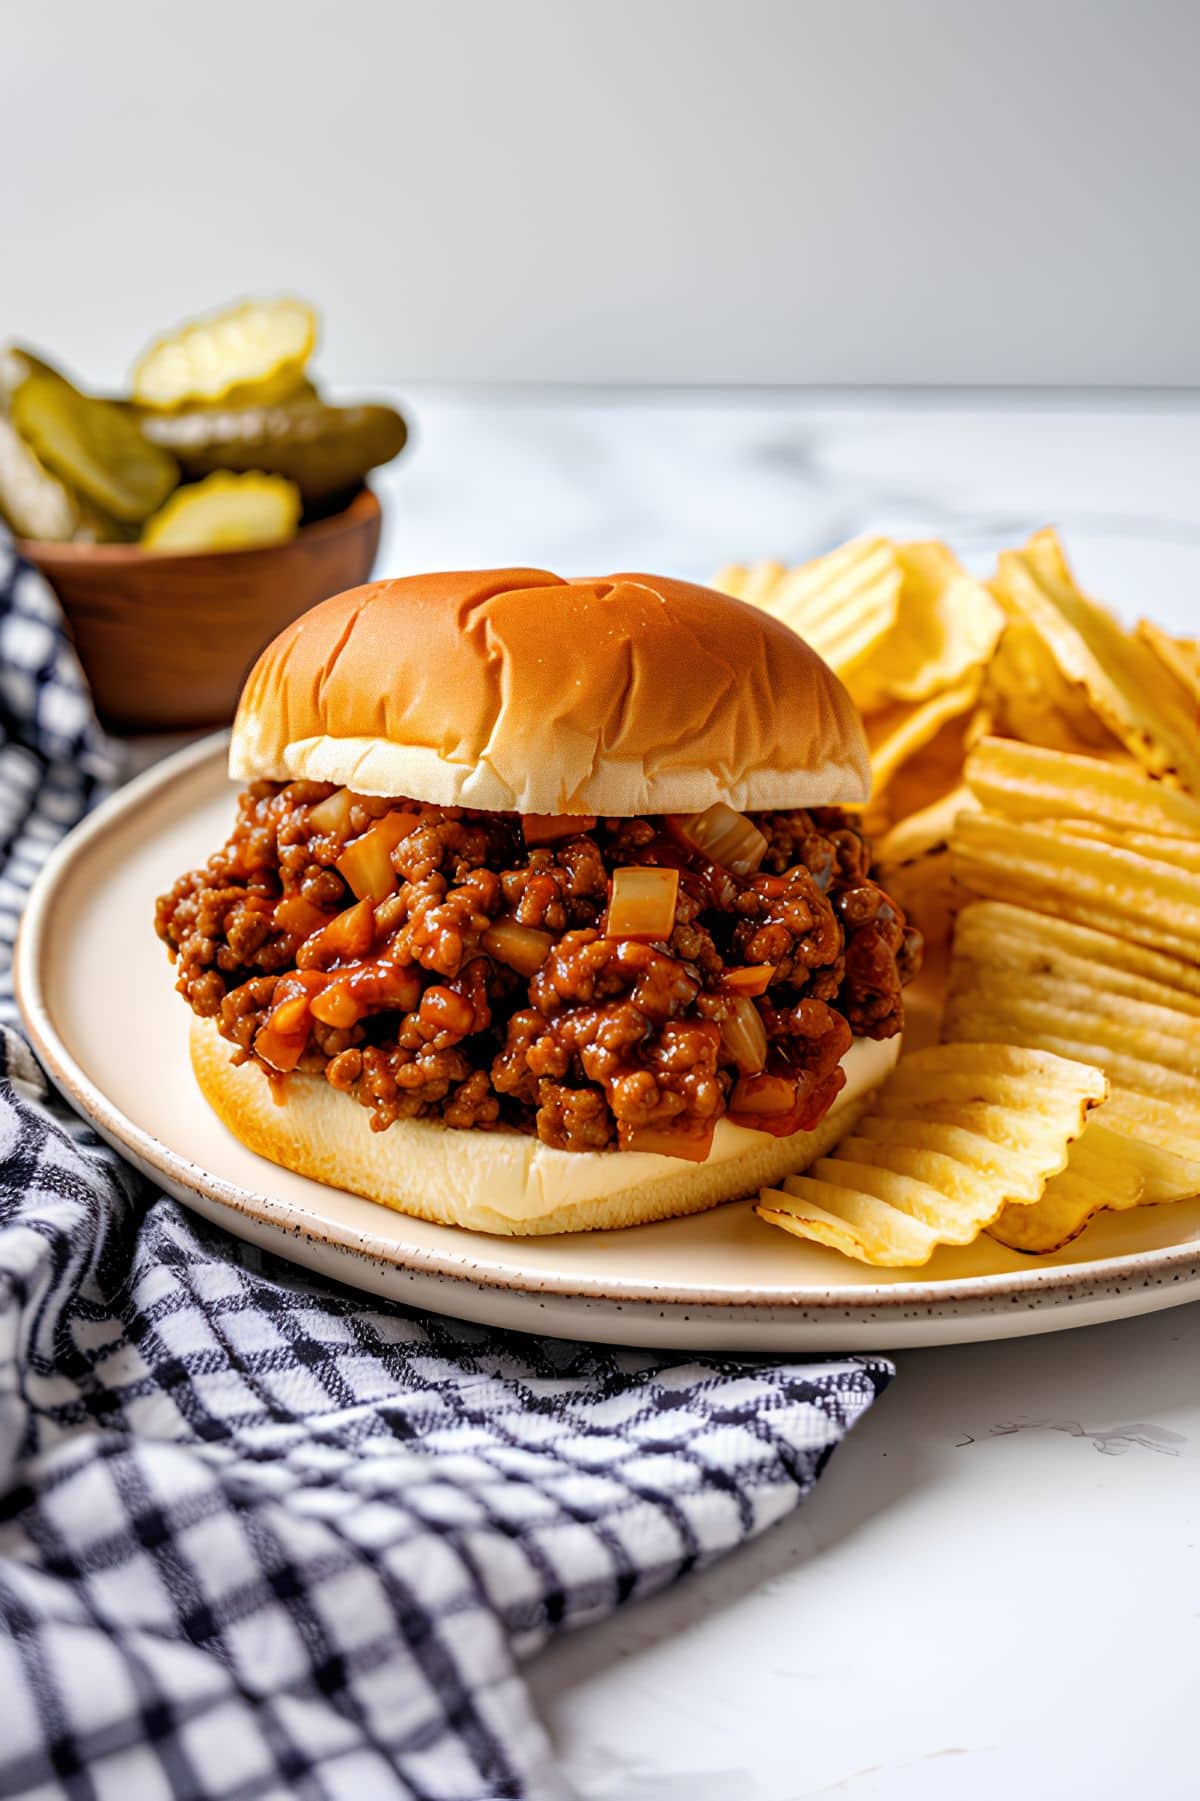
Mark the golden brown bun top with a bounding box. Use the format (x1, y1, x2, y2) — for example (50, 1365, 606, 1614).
(229, 568, 870, 814)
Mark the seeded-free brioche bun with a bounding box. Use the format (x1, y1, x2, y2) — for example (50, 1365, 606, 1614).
(191, 1017, 898, 1237)
(229, 568, 870, 815)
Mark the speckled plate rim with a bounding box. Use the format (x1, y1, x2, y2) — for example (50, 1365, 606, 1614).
(14, 733, 1200, 1330)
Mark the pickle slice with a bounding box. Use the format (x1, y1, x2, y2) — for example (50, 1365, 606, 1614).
(140, 470, 301, 553)
(0, 415, 80, 541)
(136, 399, 407, 503)
(12, 373, 179, 523)
(132, 298, 318, 411)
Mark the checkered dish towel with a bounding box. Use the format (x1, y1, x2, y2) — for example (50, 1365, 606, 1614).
(0, 538, 892, 1801)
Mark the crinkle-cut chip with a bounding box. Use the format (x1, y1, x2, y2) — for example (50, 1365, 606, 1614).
(989, 1123, 1146, 1250)
(941, 999, 1200, 1116)
(851, 1113, 1055, 1189)
(876, 784, 975, 867)
(1083, 1120, 1200, 1207)
(848, 541, 1005, 709)
(1101, 1089, 1200, 1163)
(885, 1042, 1109, 1106)
(756, 1043, 1106, 1266)
(757, 536, 902, 678)
(963, 737, 1200, 838)
(952, 910, 1200, 1022)
(992, 528, 1200, 796)
(951, 811, 1200, 961)
(833, 1134, 1047, 1206)
(946, 956, 1200, 1079)
(873, 699, 980, 833)
(952, 901, 1200, 999)
(867, 678, 982, 794)
(980, 616, 1122, 755)
(758, 1182, 940, 1267)
(1052, 821, 1200, 875)
(710, 559, 788, 609)
(133, 297, 318, 411)
(1137, 618, 1199, 702)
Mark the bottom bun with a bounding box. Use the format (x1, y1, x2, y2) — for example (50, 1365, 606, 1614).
(190, 1016, 900, 1237)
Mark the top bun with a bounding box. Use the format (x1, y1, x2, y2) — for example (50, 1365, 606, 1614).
(229, 568, 870, 815)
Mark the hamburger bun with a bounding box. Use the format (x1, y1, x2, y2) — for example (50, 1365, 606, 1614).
(191, 1016, 899, 1237)
(229, 568, 870, 813)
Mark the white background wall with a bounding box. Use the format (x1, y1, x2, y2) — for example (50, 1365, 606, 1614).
(6, 0, 1198, 389)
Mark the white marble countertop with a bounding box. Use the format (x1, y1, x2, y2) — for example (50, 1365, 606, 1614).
(361, 387, 1200, 1801)
(135, 388, 1200, 1799)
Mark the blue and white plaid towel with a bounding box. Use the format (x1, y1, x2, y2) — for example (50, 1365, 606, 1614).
(0, 537, 892, 1800)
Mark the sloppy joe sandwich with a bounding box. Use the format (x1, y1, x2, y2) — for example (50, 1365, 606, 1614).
(156, 569, 921, 1234)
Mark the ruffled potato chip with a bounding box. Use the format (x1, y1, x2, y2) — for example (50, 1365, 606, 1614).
(756, 1044, 1105, 1267)
(993, 528, 1200, 795)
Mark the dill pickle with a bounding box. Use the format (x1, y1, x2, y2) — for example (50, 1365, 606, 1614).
(12, 373, 179, 524)
(141, 470, 301, 552)
(136, 400, 407, 504)
(132, 298, 317, 411)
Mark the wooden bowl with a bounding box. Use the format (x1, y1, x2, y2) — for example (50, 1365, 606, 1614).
(18, 486, 382, 733)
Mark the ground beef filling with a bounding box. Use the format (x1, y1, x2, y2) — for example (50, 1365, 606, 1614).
(156, 784, 921, 1157)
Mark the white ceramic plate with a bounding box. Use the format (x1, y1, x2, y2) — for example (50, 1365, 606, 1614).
(16, 735, 1200, 1350)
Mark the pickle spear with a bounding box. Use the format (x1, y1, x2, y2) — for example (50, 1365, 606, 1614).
(12, 373, 178, 523)
(141, 470, 301, 552)
(136, 399, 407, 504)
(133, 298, 317, 411)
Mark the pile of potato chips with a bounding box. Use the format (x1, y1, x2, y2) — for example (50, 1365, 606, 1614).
(715, 528, 1200, 1265)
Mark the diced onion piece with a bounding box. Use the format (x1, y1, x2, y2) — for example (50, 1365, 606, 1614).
(336, 810, 419, 902)
(308, 787, 357, 835)
(675, 802, 768, 875)
(720, 996, 768, 1074)
(605, 866, 679, 941)
(620, 1122, 716, 1163)
(720, 964, 775, 996)
(298, 896, 375, 968)
(482, 919, 554, 977)
(522, 813, 598, 845)
(274, 894, 330, 939)
(728, 1071, 798, 1117)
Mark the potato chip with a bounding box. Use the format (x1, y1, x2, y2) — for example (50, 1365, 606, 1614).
(1137, 618, 1199, 702)
(951, 900, 1200, 1000)
(963, 736, 1200, 838)
(952, 905, 1200, 1020)
(848, 541, 1005, 709)
(744, 536, 902, 679)
(876, 784, 974, 867)
(1052, 821, 1200, 875)
(988, 1129, 1145, 1253)
(951, 811, 1200, 961)
(1083, 1119, 1200, 1207)
(1100, 1087, 1200, 1155)
(756, 1044, 1105, 1267)
(867, 678, 981, 795)
(947, 958, 1200, 1079)
(993, 529, 1200, 795)
(980, 616, 1121, 755)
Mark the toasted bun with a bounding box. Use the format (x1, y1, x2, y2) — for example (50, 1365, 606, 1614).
(191, 1017, 898, 1237)
(229, 569, 870, 814)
